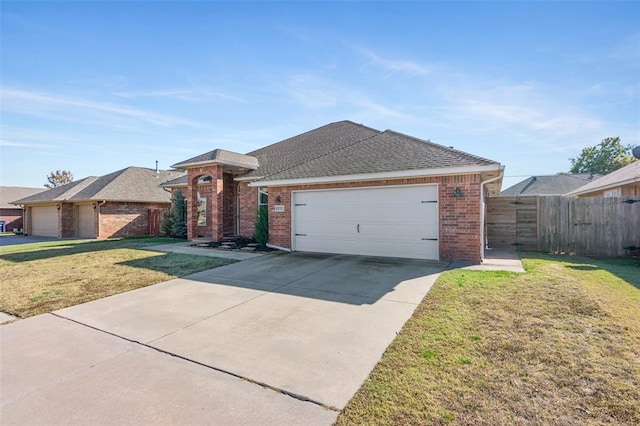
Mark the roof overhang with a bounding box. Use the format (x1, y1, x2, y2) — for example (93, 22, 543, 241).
(567, 176, 640, 197)
(249, 164, 503, 188)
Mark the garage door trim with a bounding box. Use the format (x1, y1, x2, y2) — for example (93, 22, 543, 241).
(291, 184, 439, 260)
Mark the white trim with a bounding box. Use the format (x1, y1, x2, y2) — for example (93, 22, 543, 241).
(249, 164, 501, 187)
(568, 178, 640, 196)
(234, 175, 263, 182)
(171, 158, 258, 170)
(290, 183, 439, 260)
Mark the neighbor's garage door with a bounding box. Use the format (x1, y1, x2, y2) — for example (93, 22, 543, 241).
(293, 185, 438, 260)
(30, 205, 58, 237)
(77, 204, 95, 238)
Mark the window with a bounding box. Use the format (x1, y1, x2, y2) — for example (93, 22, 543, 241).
(197, 192, 206, 226)
(259, 187, 268, 206)
(604, 188, 621, 198)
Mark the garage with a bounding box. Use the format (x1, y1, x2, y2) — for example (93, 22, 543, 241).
(292, 185, 438, 260)
(77, 204, 95, 238)
(30, 205, 58, 237)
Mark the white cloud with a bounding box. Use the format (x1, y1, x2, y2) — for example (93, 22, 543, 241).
(0, 87, 207, 128)
(361, 49, 432, 76)
(112, 88, 247, 103)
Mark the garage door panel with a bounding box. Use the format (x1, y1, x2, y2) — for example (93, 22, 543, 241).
(31, 206, 58, 237)
(293, 186, 439, 260)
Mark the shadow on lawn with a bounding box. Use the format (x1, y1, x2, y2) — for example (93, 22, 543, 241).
(116, 253, 235, 277)
(0, 238, 182, 263)
(528, 252, 640, 290)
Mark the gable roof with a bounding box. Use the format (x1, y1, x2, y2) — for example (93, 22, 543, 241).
(12, 167, 185, 205)
(257, 128, 499, 183)
(566, 161, 640, 196)
(1, 186, 45, 208)
(500, 173, 601, 197)
(241, 120, 381, 180)
(172, 148, 259, 170)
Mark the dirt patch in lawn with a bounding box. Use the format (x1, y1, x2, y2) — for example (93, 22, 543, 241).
(0, 238, 237, 318)
(337, 254, 640, 425)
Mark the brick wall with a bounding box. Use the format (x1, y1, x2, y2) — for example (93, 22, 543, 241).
(186, 165, 224, 240)
(238, 182, 258, 237)
(60, 202, 75, 238)
(0, 208, 25, 231)
(266, 174, 483, 263)
(98, 202, 170, 238)
(223, 173, 236, 235)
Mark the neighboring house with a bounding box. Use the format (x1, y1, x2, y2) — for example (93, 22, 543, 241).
(164, 121, 504, 263)
(0, 186, 45, 231)
(566, 161, 640, 198)
(499, 174, 600, 197)
(12, 167, 183, 238)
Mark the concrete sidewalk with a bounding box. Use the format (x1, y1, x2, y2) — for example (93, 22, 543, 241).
(146, 241, 266, 261)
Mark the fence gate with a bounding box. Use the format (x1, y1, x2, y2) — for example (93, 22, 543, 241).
(147, 208, 165, 236)
(486, 197, 537, 251)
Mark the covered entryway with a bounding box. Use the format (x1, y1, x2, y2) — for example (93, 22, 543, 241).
(30, 205, 58, 237)
(292, 185, 439, 260)
(77, 204, 96, 238)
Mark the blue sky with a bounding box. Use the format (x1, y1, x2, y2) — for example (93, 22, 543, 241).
(1, 1, 638, 190)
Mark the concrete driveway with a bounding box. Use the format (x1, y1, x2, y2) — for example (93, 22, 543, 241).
(0, 235, 66, 246)
(1, 252, 443, 424)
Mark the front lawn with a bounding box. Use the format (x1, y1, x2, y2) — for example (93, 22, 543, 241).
(0, 238, 237, 318)
(338, 254, 640, 425)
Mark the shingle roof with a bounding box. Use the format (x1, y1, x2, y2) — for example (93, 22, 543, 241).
(172, 149, 259, 169)
(500, 174, 601, 197)
(255, 128, 499, 182)
(12, 167, 185, 204)
(566, 161, 640, 196)
(1, 186, 46, 208)
(241, 121, 381, 179)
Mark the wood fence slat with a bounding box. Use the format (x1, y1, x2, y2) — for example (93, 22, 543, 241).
(487, 196, 639, 256)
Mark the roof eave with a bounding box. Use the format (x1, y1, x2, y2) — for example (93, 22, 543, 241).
(567, 176, 640, 196)
(249, 164, 502, 187)
(170, 159, 259, 170)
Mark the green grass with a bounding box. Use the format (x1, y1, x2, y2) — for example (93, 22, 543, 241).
(0, 237, 237, 318)
(337, 254, 640, 425)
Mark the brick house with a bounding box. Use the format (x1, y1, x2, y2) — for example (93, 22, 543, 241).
(0, 186, 45, 232)
(12, 167, 183, 238)
(566, 161, 640, 198)
(165, 121, 504, 263)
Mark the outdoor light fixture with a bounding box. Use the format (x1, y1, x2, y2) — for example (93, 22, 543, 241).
(56, 204, 61, 210)
(275, 195, 282, 202)
(454, 187, 463, 198)
(93, 203, 97, 209)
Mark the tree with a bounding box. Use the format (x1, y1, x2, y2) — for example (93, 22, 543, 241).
(161, 190, 187, 238)
(254, 205, 269, 248)
(44, 170, 74, 188)
(569, 137, 636, 175)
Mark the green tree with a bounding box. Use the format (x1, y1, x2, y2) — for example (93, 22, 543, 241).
(254, 205, 269, 248)
(569, 137, 635, 175)
(44, 170, 73, 188)
(162, 190, 187, 238)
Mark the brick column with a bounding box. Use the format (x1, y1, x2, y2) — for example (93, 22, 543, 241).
(187, 164, 224, 241)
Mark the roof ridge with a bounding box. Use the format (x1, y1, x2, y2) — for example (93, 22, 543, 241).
(256, 127, 383, 181)
(382, 129, 498, 164)
(246, 120, 381, 156)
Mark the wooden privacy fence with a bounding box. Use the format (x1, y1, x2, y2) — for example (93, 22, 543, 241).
(486, 196, 640, 257)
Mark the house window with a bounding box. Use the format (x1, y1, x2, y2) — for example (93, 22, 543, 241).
(258, 187, 268, 206)
(604, 188, 621, 198)
(197, 192, 206, 226)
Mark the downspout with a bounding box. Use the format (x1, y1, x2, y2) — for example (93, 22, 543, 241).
(480, 169, 504, 261)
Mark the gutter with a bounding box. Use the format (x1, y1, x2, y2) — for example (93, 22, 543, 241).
(480, 169, 504, 261)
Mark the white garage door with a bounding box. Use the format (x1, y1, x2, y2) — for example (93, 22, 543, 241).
(293, 185, 438, 260)
(31, 205, 58, 237)
(77, 204, 95, 238)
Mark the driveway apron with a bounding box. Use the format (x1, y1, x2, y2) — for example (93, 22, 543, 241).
(2, 252, 443, 424)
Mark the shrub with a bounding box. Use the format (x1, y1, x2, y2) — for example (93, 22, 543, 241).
(254, 205, 268, 248)
(161, 190, 187, 238)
